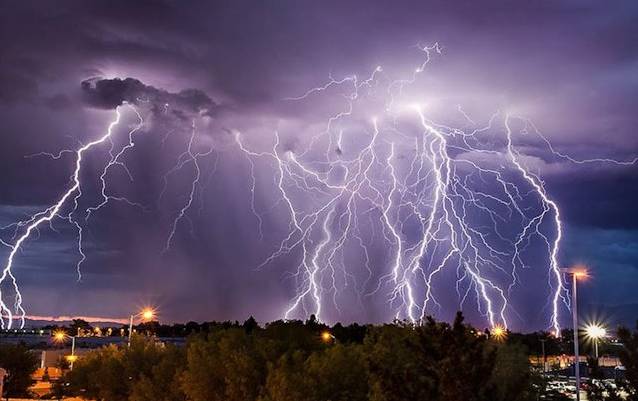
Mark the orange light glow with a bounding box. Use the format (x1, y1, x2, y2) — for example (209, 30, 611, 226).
(491, 325, 507, 340)
(573, 270, 588, 280)
(141, 308, 155, 321)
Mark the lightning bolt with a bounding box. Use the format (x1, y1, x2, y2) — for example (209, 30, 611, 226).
(0, 101, 222, 328)
(3, 45, 634, 334)
(162, 120, 213, 253)
(236, 44, 635, 333)
(0, 107, 126, 329)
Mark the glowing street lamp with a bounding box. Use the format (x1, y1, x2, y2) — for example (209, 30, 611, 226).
(53, 331, 67, 342)
(562, 266, 588, 401)
(491, 325, 507, 341)
(584, 323, 607, 360)
(53, 330, 76, 369)
(128, 307, 156, 347)
(142, 308, 155, 321)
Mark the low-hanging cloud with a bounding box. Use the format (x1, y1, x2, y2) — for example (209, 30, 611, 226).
(81, 77, 215, 115)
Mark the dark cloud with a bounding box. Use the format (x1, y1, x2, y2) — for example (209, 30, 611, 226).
(81, 77, 215, 115)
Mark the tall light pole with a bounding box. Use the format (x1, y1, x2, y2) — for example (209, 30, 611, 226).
(563, 267, 588, 401)
(128, 307, 156, 347)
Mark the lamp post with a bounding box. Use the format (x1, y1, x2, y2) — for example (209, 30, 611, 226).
(53, 331, 76, 370)
(562, 267, 588, 401)
(128, 308, 155, 347)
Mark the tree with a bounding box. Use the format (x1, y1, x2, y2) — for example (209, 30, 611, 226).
(259, 351, 307, 401)
(181, 329, 269, 401)
(424, 313, 495, 401)
(365, 313, 500, 401)
(617, 322, 638, 399)
(66, 344, 128, 401)
(0, 343, 39, 398)
(489, 343, 535, 401)
(70, 319, 92, 335)
(243, 316, 259, 334)
(130, 345, 186, 401)
(365, 322, 437, 401)
(260, 345, 368, 401)
(618, 323, 638, 388)
(66, 337, 187, 401)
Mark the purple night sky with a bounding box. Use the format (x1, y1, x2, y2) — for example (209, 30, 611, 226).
(0, 1, 637, 331)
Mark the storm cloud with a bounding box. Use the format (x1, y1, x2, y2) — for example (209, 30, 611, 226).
(81, 77, 215, 115)
(0, 0, 636, 330)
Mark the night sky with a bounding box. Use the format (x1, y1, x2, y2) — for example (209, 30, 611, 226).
(1, 0, 637, 331)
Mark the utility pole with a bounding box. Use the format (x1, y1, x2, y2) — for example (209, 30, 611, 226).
(572, 272, 581, 401)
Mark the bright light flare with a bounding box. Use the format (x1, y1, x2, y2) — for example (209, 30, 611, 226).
(141, 308, 156, 321)
(53, 331, 67, 342)
(491, 325, 507, 341)
(573, 270, 589, 280)
(584, 323, 607, 340)
(321, 331, 334, 343)
(565, 265, 589, 280)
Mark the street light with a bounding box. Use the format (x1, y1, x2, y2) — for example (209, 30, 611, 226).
(52, 331, 76, 370)
(128, 307, 156, 347)
(142, 308, 155, 321)
(491, 325, 507, 341)
(562, 266, 588, 401)
(584, 323, 607, 360)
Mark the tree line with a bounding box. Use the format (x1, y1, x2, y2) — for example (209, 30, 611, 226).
(64, 313, 570, 401)
(2, 313, 638, 400)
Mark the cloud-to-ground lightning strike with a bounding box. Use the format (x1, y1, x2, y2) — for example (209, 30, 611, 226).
(0, 107, 126, 329)
(1, 44, 635, 333)
(162, 120, 213, 253)
(235, 44, 635, 332)
(0, 101, 217, 329)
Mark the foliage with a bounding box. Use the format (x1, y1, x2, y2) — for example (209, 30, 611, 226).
(64, 313, 585, 401)
(67, 336, 179, 401)
(0, 342, 39, 398)
(260, 344, 368, 401)
(490, 343, 536, 401)
(619, 322, 638, 390)
(129, 344, 186, 401)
